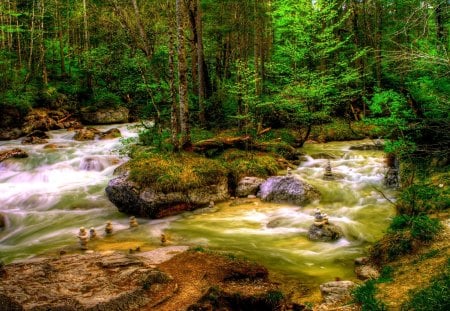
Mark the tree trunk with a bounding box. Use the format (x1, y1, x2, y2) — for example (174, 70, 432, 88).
(195, 0, 206, 125)
(131, 0, 152, 58)
(39, 0, 48, 85)
(55, 0, 66, 76)
(176, 0, 191, 149)
(374, 0, 382, 88)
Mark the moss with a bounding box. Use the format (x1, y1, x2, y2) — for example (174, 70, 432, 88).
(128, 152, 227, 192)
(219, 149, 280, 183)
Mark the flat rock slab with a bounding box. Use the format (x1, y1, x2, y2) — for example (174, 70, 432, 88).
(0, 248, 188, 310)
(133, 246, 190, 264)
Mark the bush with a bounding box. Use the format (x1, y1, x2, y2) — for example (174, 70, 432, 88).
(410, 215, 442, 241)
(398, 184, 441, 215)
(389, 215, 442, 242)
(352, 280, 387, 311)
(401, 259, 450, 310)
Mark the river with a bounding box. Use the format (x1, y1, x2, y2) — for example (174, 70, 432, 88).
(0, 125, 395, 298)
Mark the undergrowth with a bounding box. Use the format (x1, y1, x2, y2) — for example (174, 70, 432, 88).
(401, 258, 450, 311)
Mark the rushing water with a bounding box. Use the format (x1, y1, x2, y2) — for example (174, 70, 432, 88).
(0, 128, 395, 293)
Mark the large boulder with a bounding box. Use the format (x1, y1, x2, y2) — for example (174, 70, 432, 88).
(73, 127, 100, 141)
(74, 127, 122, 141)
(258, 175, 320, 206)
(236, 177, 266, 197)
(320, 280, 356, 303)
(0, 128, 22, 141)
(0, 148, 28, 162)
(21, 108, 76, 135)
(21, 130, 49, 145)
(106, 173, 229, 218)
(80, 107, 129, 125)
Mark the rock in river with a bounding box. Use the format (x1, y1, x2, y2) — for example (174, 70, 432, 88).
(106, 173, 229, 218)
(258, 175, 320, 206)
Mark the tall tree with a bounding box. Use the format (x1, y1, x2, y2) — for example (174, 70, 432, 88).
(176, 0, 191, 149)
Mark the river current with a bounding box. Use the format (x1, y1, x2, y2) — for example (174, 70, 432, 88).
(0, 125, 395, 293)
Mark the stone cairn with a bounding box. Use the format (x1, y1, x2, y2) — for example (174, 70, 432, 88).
(313, 209, 329, 227)
(105, 221, 113, 235)
(323, 160, 334, 180)
(77, 227, 89, 250)
(129, 216, 139, 228)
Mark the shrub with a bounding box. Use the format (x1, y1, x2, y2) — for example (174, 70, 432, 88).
(410, 215, 442, 241)
(352, 280, 387, 311)
(398, 184, 441, 215)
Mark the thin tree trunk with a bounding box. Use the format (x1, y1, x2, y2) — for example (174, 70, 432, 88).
(131, 0, 152, 58)
(195, 0, 206, 124)
(374, 0, 382, 88)
(39, 0, 48, 85)
(55, 0, 66, 76)
(168, 18, 179, 151)
(176, 0, 191, 149)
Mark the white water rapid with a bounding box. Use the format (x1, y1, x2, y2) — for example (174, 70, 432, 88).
(1, 131, 395, 290)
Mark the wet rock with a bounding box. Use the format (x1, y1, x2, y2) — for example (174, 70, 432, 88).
(307, 223, 343, 242)
(21, 108, 71, 135)
(99, 128, 122, 140)
(310, 152, 339, 160)
(236, 177, 266, 197)
(355, 265, 380, 280)
(354, 257, 370, 266)
(21, 130, 50, 145)
(319, 280, 356, 303)
(0, 128, 22, 140)
(0, 148, 28, 162)
(106, 173, 229, 218)
(80, 106, 129, 125)
(349, 143, 383, 151)
(258, 175, 320, 206)
(0, 252, 171, 310)
(73, 127, 100, 141)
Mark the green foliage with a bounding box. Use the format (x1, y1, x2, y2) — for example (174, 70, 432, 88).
(398, 184, 443, 215)
(352, 280, 387, 311)
(410, 216, 442, 242)
(138, 128, 173, 152)
(263, 290, 284, 306)
(401, 259, 450, 311)
(378, 265, 395, 283)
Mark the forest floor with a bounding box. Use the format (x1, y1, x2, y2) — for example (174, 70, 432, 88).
(376, 213, 450, 310)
